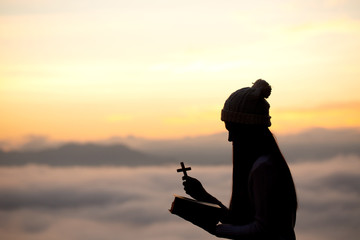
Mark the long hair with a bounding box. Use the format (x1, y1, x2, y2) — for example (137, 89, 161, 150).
(226, 122, 298, 224)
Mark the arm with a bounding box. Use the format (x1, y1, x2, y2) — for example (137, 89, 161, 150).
(183, 176, 228, 210)
(182, 175, 230, 234)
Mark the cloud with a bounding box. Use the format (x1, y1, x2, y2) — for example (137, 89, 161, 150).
(1, 127, 359, 168)
(0, 157, 359, 240)
(277, 127, 360, 162)
(0, 187, 139, 210)
(0, 135, 62, 152)
(291, 155, 360, 240)
(0, 164, 221, 240)
(127, 127, 360, 164)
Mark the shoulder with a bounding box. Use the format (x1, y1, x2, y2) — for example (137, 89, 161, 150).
(251, 155, 274, 172)
(248, 156, 278, 196)
(249, 155, 279, 181)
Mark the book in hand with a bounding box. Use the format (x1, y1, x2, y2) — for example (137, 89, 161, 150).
(169, 194, 222, 227)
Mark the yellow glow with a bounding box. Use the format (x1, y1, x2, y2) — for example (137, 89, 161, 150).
(1, 1, 360, 143)
(271, 102, 360, 134)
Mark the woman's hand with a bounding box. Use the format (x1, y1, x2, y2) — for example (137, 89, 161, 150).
(182, 176, 209, 201)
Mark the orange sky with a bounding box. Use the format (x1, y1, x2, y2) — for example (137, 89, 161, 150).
(1, 0, 360, 144)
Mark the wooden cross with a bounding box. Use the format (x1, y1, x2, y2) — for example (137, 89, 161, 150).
(177, 162, 191, 177)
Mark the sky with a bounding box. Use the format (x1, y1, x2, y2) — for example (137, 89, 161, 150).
(1, 2, 360, 239)
(1, 0, 360, 144)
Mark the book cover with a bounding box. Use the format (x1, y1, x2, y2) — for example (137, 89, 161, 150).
(169, 194, 222, 227)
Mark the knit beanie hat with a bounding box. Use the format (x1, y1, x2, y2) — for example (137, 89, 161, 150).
(221, 79, 272, 126)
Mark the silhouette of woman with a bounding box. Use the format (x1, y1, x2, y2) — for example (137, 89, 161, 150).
(183, 79, 297, 240)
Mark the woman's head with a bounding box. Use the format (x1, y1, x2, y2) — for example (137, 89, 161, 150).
(221, 79, 273, 143)
(221, 79, 272, 128)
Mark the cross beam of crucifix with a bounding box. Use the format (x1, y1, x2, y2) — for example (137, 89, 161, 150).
(177, 162, 191, 177)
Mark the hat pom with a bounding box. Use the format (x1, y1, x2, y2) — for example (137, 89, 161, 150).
(251, 79, 272, 98)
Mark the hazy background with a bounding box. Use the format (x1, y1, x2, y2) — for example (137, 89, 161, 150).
(0, 128, 359, 240)
(1, 1, 360, 240)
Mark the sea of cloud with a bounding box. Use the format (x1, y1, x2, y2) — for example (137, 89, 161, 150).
(0, 155, 359, 240)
